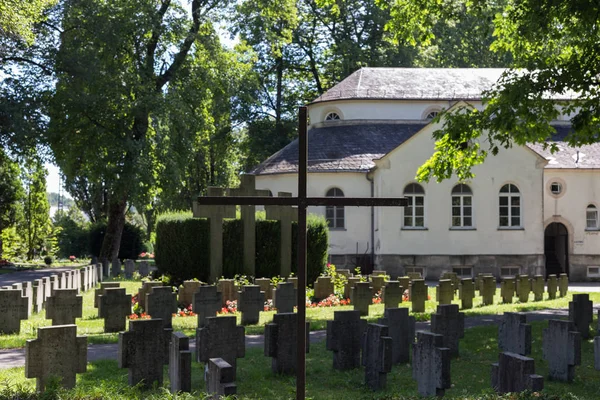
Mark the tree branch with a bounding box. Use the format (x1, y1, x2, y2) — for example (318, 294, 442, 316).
(145, 0, 172, 77)
(0, 57, 52, 75)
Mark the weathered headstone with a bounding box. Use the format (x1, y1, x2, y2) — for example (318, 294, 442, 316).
(516, 275, 530, 302)
(43, 277, 52, 301)
(287, 276, 298, 288)
(25, 324, 87, 391)
(326, 310, 366, 370)
(255, 278, 272, 300)
(500, 277, 515, 304)
(532, 275, 544, 301)
(398, 277, 410, 293)
(138, 261, 150, 277)
(94, 282, 121, 308)
(111, 258, 122, 277)
(178, 280, 203, 307)
(217, 279, 238, 307)
(192, 285, 222, 328)
(102, 258, 110, 278)
(351, 281, 373, 316)
(370, 275, 386, 294)
(0, 289, 29, 333)
(169, 332, 191, 393)
(14, 282, 32, 316)
(362, 323, 392, 390)
(407, 272, 422, 280)
(481, 276, 495, 306)
(118, 318, 170, 388)
(138, 281, 162, 310)
(431, 304, 465, 357)
(458, 278, 474, 309)
(238, 285, 265, 325)
(547, 274, 557, 299)
(337, 269, 352, 278)
(99, 287, 132, 332)
(80, 268, 89, 292)
(265, 312, 310, 374)
(124, 259, 135, 279)
(498, 312, 531, 355)
(378, 307, 415, 364)
(410, 279, 427, 313)
(207, 358, 237, 398)
(46, 289, 82, 325)
(382, 281, 403, 308)
(33, 279, 44, 313)
(344, 276, 360, 299)
(559, 273, 568, 297)
(273, 281, 296, 313)
(441, 272, 460, 293)
(491, 352, 544, 394)
(436, 279, 453, 305)
(413, 331, 451, 397)
(265, 191, 298, 277)
(569, 293, 593, 339)
(60, 273, 67, 289)
(542, 319, 581, 382)
(51, 275, 59, 291)
(146, 286, 177, 328)
(197, 316, 245, 378)
(314, 276, 334, 301)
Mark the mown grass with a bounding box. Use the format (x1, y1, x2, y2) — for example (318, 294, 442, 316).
(1, 319, 599, 399)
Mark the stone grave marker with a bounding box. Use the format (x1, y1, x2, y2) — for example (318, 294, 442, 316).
(265, 191, 298, 277)
(46, 289, 82, 325)
(542, 319, 581, 382)
(413, 331, 451, 397)
(138, 261, 150, 276)
(178, 280, 203, 307)
(273, 281, 296, 313)
(398, 277, 410, 293)
(547, 274, 557, 299)
(287, 276, 298, 288)
(138, 281, 162, 310)
(344, 276, 360, 299)
(25, 324, 87, 391)
(14, 282, 32, 316)
(371, 270, 386, 276)
(94, 282, 121, 308)
(516, 275, 530, 302)
(169, 332, 191, 393)
(217, 279, 238, 306)
(362, 323, 392, 390)
(111, 258, 122, 277)
(80, 268, 89, 292)
(441, 272, 460, 293)
(436, 279, 453, 305)
(382, 281, 403, 308)
(491, 352, 544, 394)
(207, 358, 237, 398)
(146, 286, 177, 328)
(481, 276, 495, 306)
(569, 293, 593, 339)
(559, 273, 568, 297)
(51, 275, 59, 291)
(532, 275, 544, 301)
(102, 258, 110, 278)
(458, 278, 474, 309)
(378, 307, 415, 364)
(193, 285, 222, 328)
(498, 312, 531, 355)
(410, 279, 427, 313)
(595, 337, 600, 371)
(118, 318, 170, 388)
(370, 275, 386, 294)
(43, 277, 52, 301)
(407, 272, 422, 280)
(314, 276, 334, 301)
(326, 310, 366, 370)
(197, 316, 245, 378)
(124, 259, 135, 279)
(238, 285, 265, 325)
(500, 277, 515, 304)
(60, 272, 67, 289)
(255, 278, 272, 299)
(99, 287, 132, 332)
(0, 289, 29, 333)
(351, 281, 373, 316)
(33, 279, 44, 313)
(337, 269, 352, 278)
(72, 270, 80, 292)
(265, 312, 310, 374)
(95, 262, 103, 283)
(431, 304, 465, 357)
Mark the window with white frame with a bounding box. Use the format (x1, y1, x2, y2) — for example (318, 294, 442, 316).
(499, 184, 521, 227)
(425, 110, 440, 120)
(586, 204, 598, 229)
(325, 187, 345, 228)
(403, 183, 425, 228)
(451, 184, 473, 227)
(325, 112, 341, 121)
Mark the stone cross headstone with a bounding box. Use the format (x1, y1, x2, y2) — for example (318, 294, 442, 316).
(382, 281, 403, 308)
(351, 281, 373, 316)
(194, 187, 236, 282)
(286, 276, 298, 288)
(491, 352, 544, 394)
(458, 278, 474, 309)
(238, 285, 265, 325)
(178, 280, 203, 307)
(378, 307, 415, 364)
(265, 312, 310, 374)
(124, 259, 135, 279)
(362, 323, 392, 390)
(118, 318, 170, 388)
(273, 281, 297, 313)
(33, 279, 44, 313)
(326, 310, 367, 370)
(146, 286, 177, 328)
(569, 293, 593, 339)
(516, 275, 530, 302)
(498, 312, 531, 355)
(255, 278, 273, 299)
(169, 332, 191, 394)
(46, 289, 83, 325)
(398, 277, 410, 293)
(479, 276, 495, 305)
(60, 273, 67, 289)
(99, 287, 132, 333)
(407, 272, 422, 281)
(431, 304, 465, 357)
(138, 261, 150, 277)
(138, 281, 162, 310)
(111, 258, 122, 277)
(25, 324, 87, 391)
(500, 278, 515, 304)
(547, 274, 557, 299)
(337, 269, 352, 278)
(51, 275, 59, 291)
(410, 279, 427, 313)
(80, 268, 89, 292)
(370, 275, 386, 294)
(371, 270, 386, 276)
(22, 281, 33, 316)
(94, 282, 121, 308)
(558, 273, 568, 297)
(314, 276, 334, 301)
(542, 319, 581, 382)
(43, 277, 52, 301)
(344, 276, 360, 299)
(217, 279, 238, 306)
(197, 316, 245, 379)
(0, 289, 29, 333)
(441, 272, 460, 293)
(532, 275, 544, 301)
(413, 331, 451, 397)
(102, 258, 110, 278)
(266, 191, 298, 277)
(193, 285, 222, 328)
(207, 358, 237, 398)
(436, 279, 453, 305)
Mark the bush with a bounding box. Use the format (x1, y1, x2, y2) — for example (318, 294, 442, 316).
(89, 221, 146, 260)
(44, 256, 53, 265)
(155, 212, 329, 284)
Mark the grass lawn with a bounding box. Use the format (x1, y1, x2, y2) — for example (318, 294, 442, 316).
(1, 320, 599, 399)
(1, 277, 600, 349)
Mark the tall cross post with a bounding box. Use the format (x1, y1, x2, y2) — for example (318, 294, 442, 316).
(195, 107, 407, 399)
(266, 192, 298, 277)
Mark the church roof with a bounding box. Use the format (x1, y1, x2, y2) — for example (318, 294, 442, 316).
(311, 68, 575, 103)
(527, 125, 600, 169)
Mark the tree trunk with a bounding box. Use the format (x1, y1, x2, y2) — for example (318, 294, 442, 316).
(99, 195, 128, 261)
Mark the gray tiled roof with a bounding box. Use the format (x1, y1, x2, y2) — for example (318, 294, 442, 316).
(527, 125, 600, 169)
(311, 68, 576, 103)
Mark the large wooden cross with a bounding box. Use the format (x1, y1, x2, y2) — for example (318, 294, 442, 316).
(195, 107, 407, 399)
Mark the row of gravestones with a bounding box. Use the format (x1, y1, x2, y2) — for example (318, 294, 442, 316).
(94, 258, 151, 279)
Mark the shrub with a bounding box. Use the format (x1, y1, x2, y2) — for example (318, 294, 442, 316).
(44, 256, 53, 265)
(89, 221, 146, 260)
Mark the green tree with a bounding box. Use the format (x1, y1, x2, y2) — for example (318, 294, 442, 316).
(20, 159, 51, 260)
(0, 149, 24, 259)
(0, 0, 57, 44)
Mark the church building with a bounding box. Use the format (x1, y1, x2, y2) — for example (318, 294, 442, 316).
(250, 68, 600, 281)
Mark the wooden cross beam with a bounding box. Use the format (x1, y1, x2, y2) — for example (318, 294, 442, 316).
(196, 107, 407, 399)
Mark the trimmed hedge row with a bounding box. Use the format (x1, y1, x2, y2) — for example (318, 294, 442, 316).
(155, 212, 329, 284)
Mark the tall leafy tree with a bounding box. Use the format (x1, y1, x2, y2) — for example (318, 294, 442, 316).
(0, 0, 57, 44)
(20, 159, 51, 260)
(0, 150, 24, 259)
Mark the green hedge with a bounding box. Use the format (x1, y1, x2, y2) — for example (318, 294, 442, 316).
(155, 212, 329, 284)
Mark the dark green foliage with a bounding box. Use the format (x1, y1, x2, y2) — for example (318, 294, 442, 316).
(54, 215, 88, 258)
(43, 255, 52, 265)
(254, 220, 280, 278)
(89, 222, 146, 261)
(222, 219, 243, 278)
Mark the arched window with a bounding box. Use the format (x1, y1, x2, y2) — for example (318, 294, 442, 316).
(325, 112, 341, 121)
(451, 184, 473, 228)
(499, 184, 521, 227)
(403, 183, 425, 228)
(586, 204, 598, 229)
(326, 187, 345, 228)
(425, 110, 439, 120)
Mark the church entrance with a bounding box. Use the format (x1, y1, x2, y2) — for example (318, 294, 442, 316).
(544, 222, 569, 277)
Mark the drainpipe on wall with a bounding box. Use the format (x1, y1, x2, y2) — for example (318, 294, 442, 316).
(366, 170, 375, 269)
